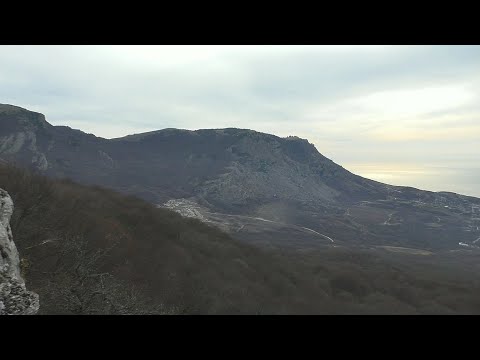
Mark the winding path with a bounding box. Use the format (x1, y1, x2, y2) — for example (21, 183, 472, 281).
(383, 212, 394, 225)
(205, 211, 336, 243)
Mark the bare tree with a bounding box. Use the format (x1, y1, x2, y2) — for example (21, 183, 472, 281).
(35, 235, 176, 315)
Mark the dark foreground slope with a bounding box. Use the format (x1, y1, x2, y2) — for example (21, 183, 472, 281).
(2, 163, 480, 314)
(0, 164, 318, 314)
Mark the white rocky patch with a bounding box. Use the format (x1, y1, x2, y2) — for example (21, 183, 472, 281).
(0, 188, 39, 315)
(0, 132, 26, 154)
(161, 199, 209, 222)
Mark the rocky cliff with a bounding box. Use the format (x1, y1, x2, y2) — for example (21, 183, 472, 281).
(0, 188, 39, 315)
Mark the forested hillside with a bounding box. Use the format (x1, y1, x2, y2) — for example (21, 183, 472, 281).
(2, 163, 480, 314)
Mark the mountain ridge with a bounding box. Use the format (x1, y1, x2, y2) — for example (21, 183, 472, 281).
(0, 103, 389, 205)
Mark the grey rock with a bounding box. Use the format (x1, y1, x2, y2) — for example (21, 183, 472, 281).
(0, 188, 39, 315)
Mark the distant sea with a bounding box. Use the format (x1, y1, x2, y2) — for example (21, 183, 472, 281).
(347, 164, 480, 199)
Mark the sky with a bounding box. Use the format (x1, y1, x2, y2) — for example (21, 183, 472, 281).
(1, 45, 479, 197)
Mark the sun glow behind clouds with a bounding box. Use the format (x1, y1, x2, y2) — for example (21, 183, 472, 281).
(352, 85, 475, 116)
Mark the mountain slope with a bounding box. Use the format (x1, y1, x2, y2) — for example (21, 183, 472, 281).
(0, 163, 330, 314)
(4, 163, 480, 314)
(1, 103, 480, 251)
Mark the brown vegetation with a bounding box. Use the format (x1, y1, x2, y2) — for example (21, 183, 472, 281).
(2, 163, 480, 314)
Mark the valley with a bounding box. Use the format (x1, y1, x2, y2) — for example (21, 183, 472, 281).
(161, 188, 480, 252)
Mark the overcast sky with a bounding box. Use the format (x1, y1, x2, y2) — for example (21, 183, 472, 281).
(1, 45, 479, 197)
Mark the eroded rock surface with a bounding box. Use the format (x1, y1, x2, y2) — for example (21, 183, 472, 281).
(0, 188, 39, 315)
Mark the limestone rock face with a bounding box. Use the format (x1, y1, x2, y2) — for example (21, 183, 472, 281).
(0, 188, 39, 315)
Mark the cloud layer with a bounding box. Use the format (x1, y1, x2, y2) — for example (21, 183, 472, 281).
(1, 45, 479, 196)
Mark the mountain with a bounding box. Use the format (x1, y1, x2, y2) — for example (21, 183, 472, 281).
(1, 103, 480, 251)
(0, 104, 384, 206)
(3, 104, 480, 314)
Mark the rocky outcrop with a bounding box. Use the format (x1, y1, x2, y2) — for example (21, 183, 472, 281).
(0, 189, 39, 315)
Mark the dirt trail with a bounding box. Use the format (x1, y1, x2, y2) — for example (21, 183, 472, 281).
(205, 211, 335, 243)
